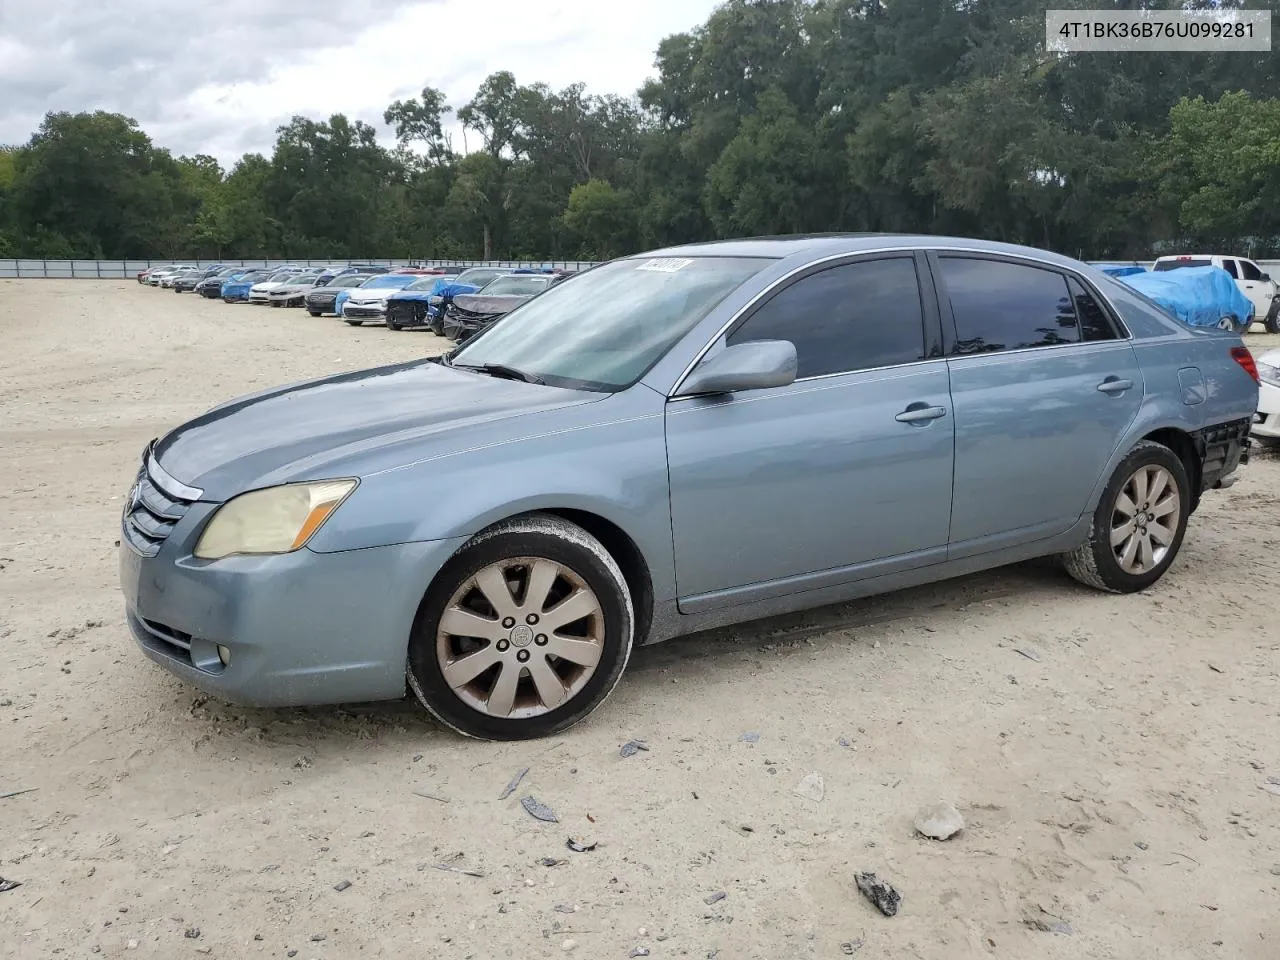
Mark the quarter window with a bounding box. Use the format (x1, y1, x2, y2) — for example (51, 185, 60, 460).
(937, 258, 1079, 354)
(727, 257, 926, 378)
(1067, 277, 1119, 341)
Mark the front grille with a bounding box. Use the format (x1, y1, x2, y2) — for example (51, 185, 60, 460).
(450, 307, 502, 323)
(344, 304, 384, 318)
(122, 455, 196, 557)
(388, 301, 429, 325)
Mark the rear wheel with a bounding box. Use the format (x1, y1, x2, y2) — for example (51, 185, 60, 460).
(1265, 300, 1280, 334)
(1063, 441, 1190, 593)
(407, 514, 634, 740)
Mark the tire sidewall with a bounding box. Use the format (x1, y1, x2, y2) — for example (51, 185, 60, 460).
(1091, 444, 1191, 591)
(407, 525, 633, 740)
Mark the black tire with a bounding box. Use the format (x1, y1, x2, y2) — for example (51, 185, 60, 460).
(387, 314, 402, 331)
(406, 513, 635, 740)
(1062, 440, 1191, 594)
(307, 310, 321, 317)
(1265, 300, 1280, 335)
(344, 318, 362, 326)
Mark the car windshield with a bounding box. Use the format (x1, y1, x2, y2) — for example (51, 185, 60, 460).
(478, 276, 552, 296)
(1154, 258, 1213, 271)
(266, 270, 296, 281)
(362, 274, 415, 289)
(450, 256, 773, 391)
(332, 274, 366, 288)
(454, 268, 507, 288)
(406, 277, 440, 291)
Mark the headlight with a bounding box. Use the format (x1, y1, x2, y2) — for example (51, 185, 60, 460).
(194, 480, 357, 560)
(1259, 362, 1280, 388)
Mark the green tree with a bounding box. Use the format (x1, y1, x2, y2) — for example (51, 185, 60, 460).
(562, 179, 639, 259)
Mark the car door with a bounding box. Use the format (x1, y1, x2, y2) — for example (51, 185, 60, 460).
(930, 253, 1143, 558)
(1236, 258, 1275, 318)
(664, 253, 955, 613)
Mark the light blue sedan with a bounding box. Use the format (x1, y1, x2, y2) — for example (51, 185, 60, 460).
(119, 235, 1259, 739)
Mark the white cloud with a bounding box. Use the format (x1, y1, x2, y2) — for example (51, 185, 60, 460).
(0, 0, 721, 165)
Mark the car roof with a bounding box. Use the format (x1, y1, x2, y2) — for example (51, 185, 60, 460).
(636, 233, 1090, 270)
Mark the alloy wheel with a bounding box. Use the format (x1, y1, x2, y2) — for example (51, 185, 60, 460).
(435, 557, 605, 718)
(1110, 464, 1180, 575)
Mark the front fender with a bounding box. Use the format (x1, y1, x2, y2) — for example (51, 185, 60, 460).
(306, 397, 677, 601)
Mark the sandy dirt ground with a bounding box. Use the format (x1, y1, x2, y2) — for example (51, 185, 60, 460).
(1, 279, 1278, 960)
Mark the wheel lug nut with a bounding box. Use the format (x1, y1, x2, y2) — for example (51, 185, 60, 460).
(535, 634, 548, 645)
(496, 640, 509, 652)
(516, 650, 530, 663)
(502, 617, 515, 628)
(526, 614, 539, 625)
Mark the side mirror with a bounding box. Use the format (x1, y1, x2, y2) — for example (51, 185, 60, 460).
(1261, 273, 1271, 282)
(676, 340, 798, 397)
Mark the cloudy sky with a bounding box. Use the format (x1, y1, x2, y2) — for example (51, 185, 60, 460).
(0, 0, 721, 167)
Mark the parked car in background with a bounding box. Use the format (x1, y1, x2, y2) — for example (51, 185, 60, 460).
(118, 235, 1257, 740)
(441, 273, 559, 341)
(1118, 265, 1255, 333)
(426, 267, 514, 334)
(221, 270, 276, 303)
(267, 274, 326, 307)
(196, 268, 251, 298)
(1254, 348, 1280, 445)
(1091, 263, 1148, 278)
(1153, 254, 1280, 333)
(137, 266, 163, 283)
(248, 268, 311, 304)
(150, 265, 196, 287)
(386, 276, 447, 330)
(171, 269, 208, 293)
(341, 273, 419, 325)
(304, 274, 370, 316)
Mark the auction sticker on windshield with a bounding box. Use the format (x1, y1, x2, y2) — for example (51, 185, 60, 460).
(635, 258, 694, 272)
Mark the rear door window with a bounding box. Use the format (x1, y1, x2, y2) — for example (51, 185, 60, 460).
(935, 257, 1079, 354)
(1221, 259, 1240, 278)
(1067, 278, 1121, 341)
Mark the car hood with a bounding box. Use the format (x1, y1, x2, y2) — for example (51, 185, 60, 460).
(347, 288, 401, 303)
(306, 285, 348, 297)
(273, 282, 315, 294)
(453, 293, 532, 315)
(152, 360, 600, 500)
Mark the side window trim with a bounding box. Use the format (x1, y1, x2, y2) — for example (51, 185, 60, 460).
(926, 250, 1130, 356)
(720, 252, 933, 382)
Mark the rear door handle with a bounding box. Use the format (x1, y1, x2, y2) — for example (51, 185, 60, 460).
(895, 404, 948, 423)
(1097, 377, 1134, 395)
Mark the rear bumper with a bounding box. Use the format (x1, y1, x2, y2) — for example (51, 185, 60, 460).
(1198, 417, 1251, 490)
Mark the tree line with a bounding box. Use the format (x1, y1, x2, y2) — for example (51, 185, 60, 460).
(1, 0, 1277, 264)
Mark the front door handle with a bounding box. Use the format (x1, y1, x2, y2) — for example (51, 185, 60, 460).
(895, 404, 948, 423)
(1097, 377, 1134, 395)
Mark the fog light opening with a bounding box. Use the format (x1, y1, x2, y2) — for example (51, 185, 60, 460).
(216, 645, 231, 666)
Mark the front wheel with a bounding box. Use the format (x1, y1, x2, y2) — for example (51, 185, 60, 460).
(307, 310, 321, 317)
(344, 318, 362, 326)
(1062, 441, 1190, 593)
(407, 514, 634, 740)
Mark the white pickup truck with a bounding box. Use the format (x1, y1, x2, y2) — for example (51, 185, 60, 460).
(1152, 254, 1280, 333)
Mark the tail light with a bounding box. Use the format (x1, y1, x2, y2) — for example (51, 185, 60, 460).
(1231, 346, 1259, 383)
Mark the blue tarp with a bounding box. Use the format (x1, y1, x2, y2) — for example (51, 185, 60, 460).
(1116, 265, 1254, 330)
(1091, 263, 1147, 278)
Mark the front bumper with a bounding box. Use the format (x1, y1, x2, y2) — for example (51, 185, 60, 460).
(343, 303, 387, 322)
(1254, 379, 1280, 439)
(121, 531, 469, 707)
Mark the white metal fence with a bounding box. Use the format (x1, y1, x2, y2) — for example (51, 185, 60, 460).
(1, 257, 1276, 280)
(0, 258, 602, 279)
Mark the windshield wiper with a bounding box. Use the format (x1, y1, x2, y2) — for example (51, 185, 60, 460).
(453, 362, 545, 385)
